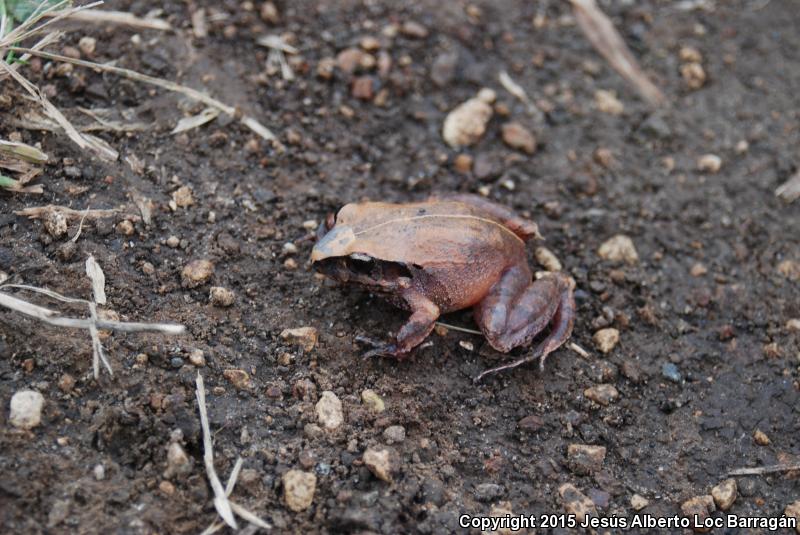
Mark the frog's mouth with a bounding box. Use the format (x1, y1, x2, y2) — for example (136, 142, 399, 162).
(314, 254, 412, 291)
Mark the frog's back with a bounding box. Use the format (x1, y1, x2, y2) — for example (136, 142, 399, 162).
(335, 201, 526, 268)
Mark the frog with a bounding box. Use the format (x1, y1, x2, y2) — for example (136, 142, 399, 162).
(310, 194, 575, 380)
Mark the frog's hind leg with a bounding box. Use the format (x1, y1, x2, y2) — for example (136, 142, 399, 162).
(474, 271, 575, 381)
(427, 193, 542, 241)
(360, 287, 440, 359)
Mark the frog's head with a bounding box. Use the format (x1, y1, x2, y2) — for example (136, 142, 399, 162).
(310, 224, 357, 262)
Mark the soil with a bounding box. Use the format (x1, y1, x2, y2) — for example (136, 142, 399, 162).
(1, 0, 799, 534)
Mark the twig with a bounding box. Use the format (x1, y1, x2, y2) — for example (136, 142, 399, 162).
(15, 204, 127, 220)
(11, 47, 277, 141)
(728, 463, 800, 476)
(568, 0, 666, 106)
(196, 373, 238, 530)
(569, 342, 590, 358)
(43, 8, 172, 30)
(498, 71, 543, 123)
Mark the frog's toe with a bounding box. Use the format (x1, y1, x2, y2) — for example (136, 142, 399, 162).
(356, 335, 401, 359)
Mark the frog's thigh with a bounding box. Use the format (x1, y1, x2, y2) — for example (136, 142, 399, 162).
(476, 269, 563, 352)
(474, 265, 532, 340)
(395, 287, 441, 352)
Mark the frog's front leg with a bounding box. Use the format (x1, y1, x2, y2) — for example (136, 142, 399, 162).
(473, 266, 575, 381)
(360, 287, 440, 359)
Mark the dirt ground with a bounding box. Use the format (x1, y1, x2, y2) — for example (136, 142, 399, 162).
(1, 0, 799, 533)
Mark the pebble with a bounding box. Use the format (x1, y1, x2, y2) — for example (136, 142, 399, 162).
(442, 89, 495, 148)
(44, 211, 68, 238)
(593, 328, 620, 354)
(166, 235, 180, 248)
(679, 46, 703, 63)
(116, 220, 134, 236)
(621, 360, 641, 383)
(9, 390, 44, 429)
(474, 483, 505, 502)
(630, 494, 649, 511)
(681, 495, 714, 533)
(78, 36, 96, 56)
(431, 51, 458, 87)
(351, 76, 374, 100)
(711, 478, 737, 510)
(500, 122, 536, 154)
(383, 425, 406, 444)
(260, 1, 279, 23)
(594, 89, 624, 115)
(784, 501, 800, 533)
(777, 260, 800, 281)
(164, 442, 192, 478)
(315, 391, 343, 430)
(681, 62, 707, 89)
(690, 263, 708, 277)
(453, 153, 473, 174)
(661, 362, 682, 383)
(363, 447, 394, 482)
(598, 235, 639, 265)
(181, 259, 214, 287)
(209, 286, 235, 307)
(282, 470, 316, 512)
(317, 57, 336, 79)
(280, 327, 318, 352)
(487, 502, 515, 535)
(558, 483, 597, 524)
(787, 319, 800, 332)
(93, 464, 105, 480)
(697, 154, 722, 173)
(172, 185, 194, 207)
(159, 480, 175, 495)
(336, 48, 364, 74)
(58, 373, 75, 393)
(584, 384, 619, 406)
(360, 389, 385, 412)
(753, 429, 770, 446)
(566, 444, 607, 475)
(531, 248, 562, 274)
(360, 36, 381, 52)
(223, 369, 252, 390)
(188, 349, 206, 367)
(517, 414, 544, 432)
(400, 20, 428, 39)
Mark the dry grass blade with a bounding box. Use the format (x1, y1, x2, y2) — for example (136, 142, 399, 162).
(498, 70, 543, 122)
(729, 462, 800, 476)
(196, 373, 238, 530)
(569, 0, 666, 106)
(0, 139, 49, 163)
(85, 255, 107, 305)
(15, 204, 129, 220)
(43, 8, 172, 30)
(11, 47, 277, 141)
(171, 107, 220, 134)
(434, 321, 482, 335)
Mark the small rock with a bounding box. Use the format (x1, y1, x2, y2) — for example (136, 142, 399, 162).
(431, 51, 458, 87)
(172, 185, 194, 207)
(558, 483, 597, 524)
(753, 429, 771, 446)
(711, 478, 737, 511)
(361, 389, 385, 412)
(9, 390, 44, 429)
(181, 259, 214, 287)
(337, 48, 364, 74)
(786, 319, 800, 332)
(400, 20, 428, 39)
(474, 483, 505, 502)
(517, 414, 544, 432)
(534, 247, 562, 272)
(453, 153, 473, 174)
(442, 89, 495, 148)
(584, 384, 619, 406)
(78, 36, 96, 56)
(681, 62, 707, 89)
(315, 391, 343, 430)
(593, 328, 620, 354)
(44, 211, 68, 238)
(283, 470, 316, 512)
(209, 286, 235, 307)
(777, 260, 800, 281)
(735, 139, 749, 154)
(594, 89, 624, 115)
(93, 464, 105, 480)
(164, 442, 192, 478)
(383, 425, 406, 444)
(363, 447, 394, 482)
(116, 219, 134, 236)
(223, 369, 252, 390)
(661, 362, 682, 383)
(317, 57, 336, 79)
(690, 263, 708, 277)
(566, 444, 607, 475)
(260, 1, 279, 24)
(304, 423, 323, 439)
(280, 327, 318, 352)
(166, 235, 180, 248)
(598, 235, 639, 264)
(58, 373, 76, 393)
(351, 76, 374, 100)
(188, 349, 206, 367)
(697, 154, 722, 173)
(487, 502, 515, 535)
(784, 501, 800, 534)
(679, 46, 703, 63)
(630, 494, 649, 511)
(500, 122, 536, 154)
(681, 495, 715, 533)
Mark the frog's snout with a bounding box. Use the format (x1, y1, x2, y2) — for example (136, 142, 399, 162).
(310, 225, 357, 262)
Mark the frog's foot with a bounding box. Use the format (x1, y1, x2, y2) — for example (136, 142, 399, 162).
(474, 271, 576, 380)
(355, 335, 400, 359)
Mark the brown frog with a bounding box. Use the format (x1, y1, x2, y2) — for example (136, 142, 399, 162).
(310, 194, 575, 380)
